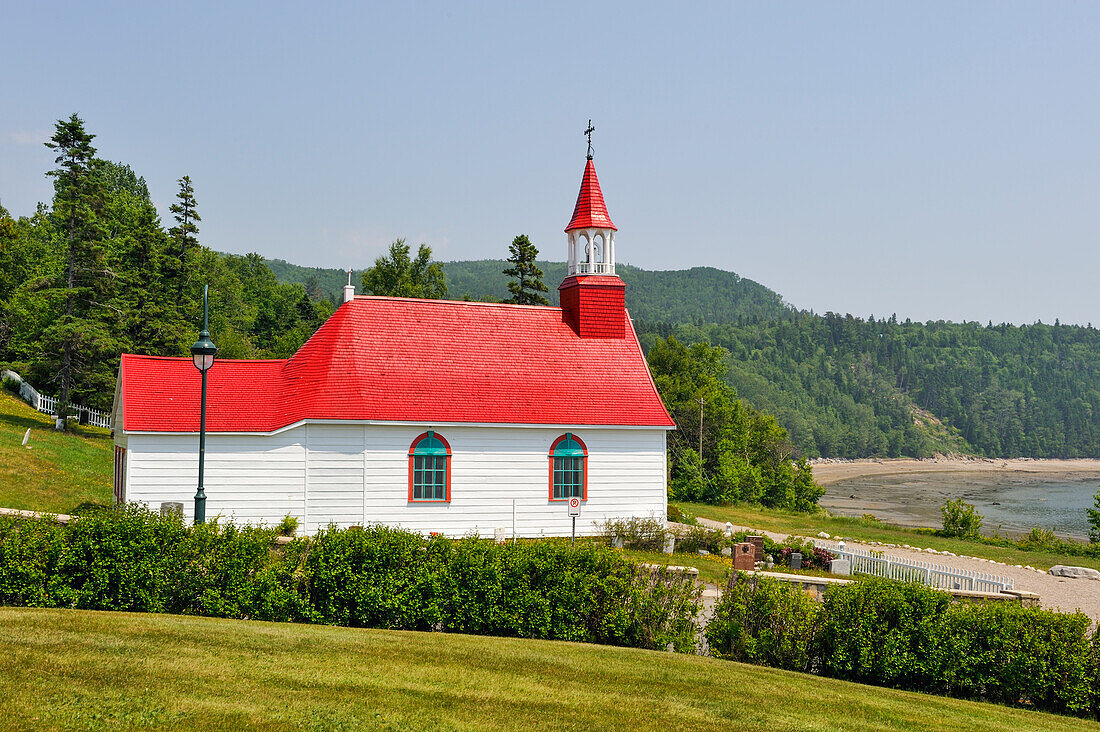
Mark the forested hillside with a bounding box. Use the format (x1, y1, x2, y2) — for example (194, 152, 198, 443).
(267, 258, 795, 325)
(269, 256, 1100, 460)
(640, 314, 1100, 459)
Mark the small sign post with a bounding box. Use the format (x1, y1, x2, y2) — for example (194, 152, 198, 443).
(568, 496, 581, 544)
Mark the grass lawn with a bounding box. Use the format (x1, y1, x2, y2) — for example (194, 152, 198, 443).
(0, 391, 113, 513)
(618, 546, 732, 584)
(675, 501, 1100, 572)
(1, 607, 1094, 732)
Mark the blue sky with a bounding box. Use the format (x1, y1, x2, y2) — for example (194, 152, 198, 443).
(2, 2, 1098, 325)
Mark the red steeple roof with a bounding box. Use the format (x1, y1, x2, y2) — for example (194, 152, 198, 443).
(565, 159, 617, 232)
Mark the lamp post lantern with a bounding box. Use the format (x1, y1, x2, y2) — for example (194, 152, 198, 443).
(190, 285, 217, 524)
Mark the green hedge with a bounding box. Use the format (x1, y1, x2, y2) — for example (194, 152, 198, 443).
(0, 505, 700, 651)
(706, 574, 1100, 719)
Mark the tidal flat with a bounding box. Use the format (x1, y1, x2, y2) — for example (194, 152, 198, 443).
(815, 459, 1100, 539)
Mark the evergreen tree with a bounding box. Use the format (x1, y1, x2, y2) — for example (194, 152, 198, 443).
(167, 175, 200, 306)
(503, 234, 549, 305)
(40, 114, 108, 428)
(362, 239, 447, 299)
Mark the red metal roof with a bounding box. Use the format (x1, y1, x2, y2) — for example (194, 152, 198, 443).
(565, 159, 617, 232)
(119, 297, 674, 433)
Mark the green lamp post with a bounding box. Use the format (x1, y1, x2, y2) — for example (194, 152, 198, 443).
(190, 285, 217, 524)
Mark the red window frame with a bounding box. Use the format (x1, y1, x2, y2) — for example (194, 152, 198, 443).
(407, 431, 452, 503)
(548, 433, 588, 502)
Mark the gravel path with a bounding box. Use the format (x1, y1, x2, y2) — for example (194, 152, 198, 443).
(696, 517, 1100, 623)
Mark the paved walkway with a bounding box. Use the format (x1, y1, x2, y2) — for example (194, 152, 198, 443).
(695, 517, 1100, 623)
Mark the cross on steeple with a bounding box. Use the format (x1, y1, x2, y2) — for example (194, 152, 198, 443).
(584, 120, 595, 160)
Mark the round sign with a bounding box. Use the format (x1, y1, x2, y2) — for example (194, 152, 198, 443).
(569, 497, 580, 509)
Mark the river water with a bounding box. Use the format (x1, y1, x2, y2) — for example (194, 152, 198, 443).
(821, 473, 1100, 540)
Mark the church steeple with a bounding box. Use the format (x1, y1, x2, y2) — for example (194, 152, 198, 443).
(565, 122, 617, 276)
(559, 123, 627, 339)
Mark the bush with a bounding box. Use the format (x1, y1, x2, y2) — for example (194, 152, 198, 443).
(940, 498, 983, 539)
(815, 578, 1096, 716)
(666, 504, 697, 525)
(0, 506, 701, 653)
(705, 572, 819, 671)
(600, 516, 668, 552)
(1, 375, 19, 395)
(817, 578, 951, 691)
(939, 601, 1093, 715)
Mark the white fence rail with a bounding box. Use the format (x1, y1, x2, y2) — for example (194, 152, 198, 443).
(815, 539, 1014, 593)
(2, 369, 111, 429)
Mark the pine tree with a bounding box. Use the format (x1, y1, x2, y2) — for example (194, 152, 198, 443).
(502, 234, 548, 305)
(168, 175, 200, 306)
(41, 114, 107, 428)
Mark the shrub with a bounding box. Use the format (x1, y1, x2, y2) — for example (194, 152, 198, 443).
(277, 514, 299, 536)
(599, 516, 668, 552)
(1, 375, 19, 395)
(674, 525, 727, 554)
(940, 498, 983, 539)
(0, 507, 700, 653)
(704, 572, 819, 671)
(940, 601, 1093, 715)
(817, 578, 951, 691)
(666, 504, 697, 525)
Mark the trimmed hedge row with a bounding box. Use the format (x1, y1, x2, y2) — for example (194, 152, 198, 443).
(706, 573, 1100, 718)
(0, 504, 700, 651)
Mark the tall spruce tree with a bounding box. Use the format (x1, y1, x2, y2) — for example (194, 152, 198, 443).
(168, 175, 200, 306)
(502, 234, 549, 305)
(41, 114, 108, 428)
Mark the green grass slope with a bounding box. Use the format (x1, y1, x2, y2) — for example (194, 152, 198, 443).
(0, 391, 112, 513)
(1, 607, 1092, 732)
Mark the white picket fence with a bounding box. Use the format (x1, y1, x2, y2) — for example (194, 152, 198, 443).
(815, 539, 1014, 593)
(2, 369, 112, 429)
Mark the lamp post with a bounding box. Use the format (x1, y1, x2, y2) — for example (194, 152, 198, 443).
(190, 285, 217, 524)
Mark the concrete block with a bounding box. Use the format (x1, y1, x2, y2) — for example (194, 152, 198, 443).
(829, 558, 851, 576)
(662, 535, 675, 555)
(160, 502, 183, 517)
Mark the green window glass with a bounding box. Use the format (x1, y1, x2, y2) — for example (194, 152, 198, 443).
(413, 433, 448, 501)
(552, 435, 585, 500)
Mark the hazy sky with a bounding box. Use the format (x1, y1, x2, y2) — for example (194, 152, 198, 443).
(3, 2, 1099, 325)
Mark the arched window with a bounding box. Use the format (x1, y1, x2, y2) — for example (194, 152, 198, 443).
(408, 431, 451, 502)
(549, 433, 587, 501)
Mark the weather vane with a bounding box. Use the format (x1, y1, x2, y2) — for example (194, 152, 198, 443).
(584, 120, 595, 160)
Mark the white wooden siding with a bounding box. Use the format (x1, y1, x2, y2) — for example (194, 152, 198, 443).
(126, 429, 306, 526)
(363, 425, 666, 537)
(122, 423, 666, 536)
(304, 424, 365, 533)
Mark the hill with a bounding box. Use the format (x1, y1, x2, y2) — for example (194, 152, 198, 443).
(265, 257, 796, 325)
(2, 607, 1091, 732)
(0, 390, 112, 513)
(264, 255, 1100, 460)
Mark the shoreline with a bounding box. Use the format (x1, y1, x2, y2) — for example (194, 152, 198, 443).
(811, 457, 1100, 486)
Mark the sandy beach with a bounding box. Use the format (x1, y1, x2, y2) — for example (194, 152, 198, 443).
(812, 457, 1100, 485)
(812, 458, 1100, 539)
